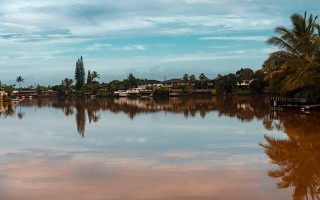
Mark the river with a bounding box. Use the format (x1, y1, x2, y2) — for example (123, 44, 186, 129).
(0, 96, 319, 200)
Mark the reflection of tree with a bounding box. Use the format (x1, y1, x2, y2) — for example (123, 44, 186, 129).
(86, 99, 100, 123)
(260, 111, 320, 199)
(75, 102, 86, 137)
(8, 96, 270, 137)
(216, 96, 270, 122)
(0, 103, 15, 117)
(17, 103, 24, 119)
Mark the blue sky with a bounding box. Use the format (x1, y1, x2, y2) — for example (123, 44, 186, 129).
(0, 0, 318, 85)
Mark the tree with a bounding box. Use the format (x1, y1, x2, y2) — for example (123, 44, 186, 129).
(199, 73, 208, 89)
(250, 70, 267, 93)
(262, 12, 320, 96)
(214, 73, 238, 93)
(63, 78, 73, 93)
(91, 71, 100, 83)
(87, 70, 92, 84)
(16, 76, 24, 90)
(236, 68, 254, 82)
(183, 74, 189, 84)
(74, 56, 85, 90)
(127, 73, 137, 88)
(189, 74, 196, 86)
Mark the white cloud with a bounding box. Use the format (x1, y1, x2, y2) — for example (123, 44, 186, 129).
(198, 36, 268, 41)
(85, 43, 112, 51)
(0, 0, 282, 39)
(109, 45, 147, 51)
(0, 0, 314, 84)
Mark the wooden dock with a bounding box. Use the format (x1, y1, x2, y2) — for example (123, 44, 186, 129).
(270, 97, 308, 108)
(270, 97, 320, 110)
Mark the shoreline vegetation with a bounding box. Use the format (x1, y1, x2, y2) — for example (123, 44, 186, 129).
(1, 11, 320, 103)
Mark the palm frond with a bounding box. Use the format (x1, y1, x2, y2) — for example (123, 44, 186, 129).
(266, 37, 296, 53)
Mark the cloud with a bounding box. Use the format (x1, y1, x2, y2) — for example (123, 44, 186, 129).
(198, 36, 268, 41)
(112, 45, 146, 51)
(0, 0, 281, 40)
(0, 0, 315, 84)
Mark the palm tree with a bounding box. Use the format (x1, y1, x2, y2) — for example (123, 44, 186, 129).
(199, 73, 208, 89)
(63, 78, 73, 93)
(91, 71, 100, 82)
(189, 74, 196, 86)
(263, 12, 320, 95)
(183, 74, 189, 85)
(16, 76, 24, 90)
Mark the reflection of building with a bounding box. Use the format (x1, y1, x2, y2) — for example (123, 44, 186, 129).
(237, 103, 253, 111)
(114, 98, 164, 110)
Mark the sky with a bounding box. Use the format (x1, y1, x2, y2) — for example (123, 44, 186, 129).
(0, 0, 319, 86)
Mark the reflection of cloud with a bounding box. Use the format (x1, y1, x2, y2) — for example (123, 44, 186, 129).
(125, 137, 147, 143)
(0, 150, 288, 200)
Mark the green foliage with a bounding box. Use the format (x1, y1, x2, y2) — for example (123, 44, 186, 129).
(1, 84, 14, 96)
(91, 71, 100, 83)
(74, 56, 85, 90)
(16, 76, 24, 89)
(172, 83, 186, 90)
(294, 88, 320, 103)
(189, 74, 196, 86)
(262, 12, 320, 96)
(250, 70, 267, 94)
(236, 68, 254, 81)
(50, 84, 64, 95)
(83, 83, 100, 95)
(127, 73, 137, 88)
(154, 87, 170, 97)
(87, 70, 92, 84)
(214, 73, 238, 93)
(183, 74, 189, 84)
(36, 85, 48, 94)
(62, 78, 74, 94)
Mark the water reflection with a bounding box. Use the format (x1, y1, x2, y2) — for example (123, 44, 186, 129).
(3, 97, 319, 199)
(1, 96, 271, 136)
(260, 110, 320, 199)
(0, 102, 15, 117)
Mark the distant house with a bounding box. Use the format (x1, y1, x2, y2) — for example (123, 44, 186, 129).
(138, 80, 162, 90)
(237, 79, 253, 89)
(19, 89, 37, 97)
(163, 78, 186, 87)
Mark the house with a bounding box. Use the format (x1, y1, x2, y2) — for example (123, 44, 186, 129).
(162, 78, 186, 88)
(237, 79, 253, 89)
(138, 80, 162, 90)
